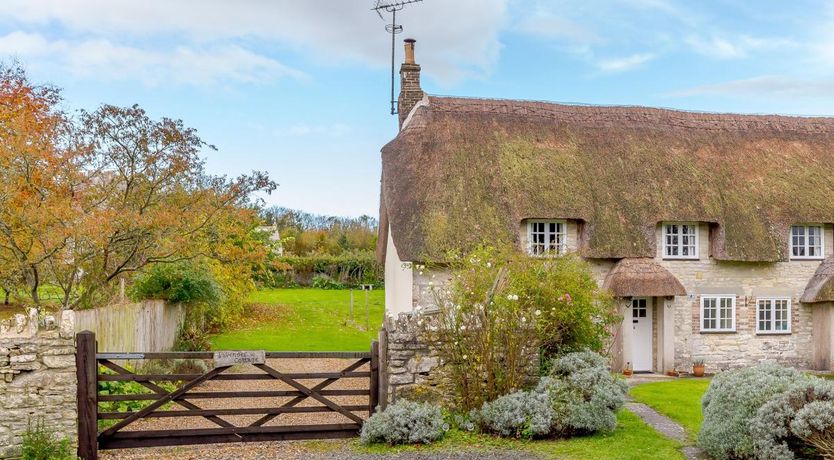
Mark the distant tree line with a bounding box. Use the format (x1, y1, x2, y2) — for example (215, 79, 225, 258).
(261, 206, 378, 256)
(259, 207, 382, 288)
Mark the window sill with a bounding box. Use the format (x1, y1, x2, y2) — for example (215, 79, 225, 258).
(662, 256, 700, 261)
(756, 331, 792, 336)
(790, 257, 825, 261)
(699, 330, 737, 334)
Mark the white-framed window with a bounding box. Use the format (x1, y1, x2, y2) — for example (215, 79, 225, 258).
(527, 220, 566, 256)
(700, 295, 736, 332)
(756, 298, 791, 334)
(791, 225, 824, 259)
(663, 223, 699, 259)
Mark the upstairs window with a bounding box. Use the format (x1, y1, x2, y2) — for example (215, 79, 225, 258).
(527, 220, 565, 256)
(791, 225, 824, 259)
(701, 295, 735, 332)
(663, 223, 699, 259)
(757, 298, 791, 334)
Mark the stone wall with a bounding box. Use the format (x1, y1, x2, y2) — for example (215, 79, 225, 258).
(380, 313, 442, 403)
(0, 309, 77, 459)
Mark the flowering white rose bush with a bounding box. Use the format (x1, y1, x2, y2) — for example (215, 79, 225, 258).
(425, 245, 618, 411)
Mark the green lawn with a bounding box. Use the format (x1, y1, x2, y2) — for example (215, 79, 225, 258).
(629, 378, 711, 440)
(210, 288, 384, 351)
(356, 410, 683, 459)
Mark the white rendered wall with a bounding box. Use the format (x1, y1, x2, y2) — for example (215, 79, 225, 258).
(385, 227, 414, 316)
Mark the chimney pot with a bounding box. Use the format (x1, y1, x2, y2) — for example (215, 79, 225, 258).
(398, 38, 423, 129)
(404, 38, 416, 65)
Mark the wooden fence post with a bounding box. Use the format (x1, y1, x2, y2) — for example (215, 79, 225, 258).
(378, 327, 388, 410)
(369, 340, 379, 415)
(76, 331, 98, 460)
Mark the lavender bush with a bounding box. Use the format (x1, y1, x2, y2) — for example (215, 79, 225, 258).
(472, 389, 554, 438)
(360, 399, 448, 445)
(698, 364, 807, 459)
(472, 351, 626, 439)
(750, 377, 834, 460)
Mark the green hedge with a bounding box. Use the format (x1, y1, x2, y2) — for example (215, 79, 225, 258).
(264, 252, 382, 288)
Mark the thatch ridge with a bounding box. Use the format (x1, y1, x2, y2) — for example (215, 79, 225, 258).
(381, 96, 834, 262)
(602, 258, 687, 297)
(801, 257, 834, 303)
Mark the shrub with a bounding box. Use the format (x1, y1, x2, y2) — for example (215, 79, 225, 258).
(472, 389, 554, 438)
(360, 399, 448, 445)
(698, 363, 807, 459)
(266, 252, 382, 288)
(131, 260, 221, 305)
(310, 274, 345, 290)
(470, 351, 625, 439)
(793, 400, 834, 458)
(750, 377, 834, 460)
(173, 324, 212, 351)
(21, 417, 74, 460)
(427, 246, 618, 410)
(139, 358, 208, 377)
(98, 366, 178, 425)
(542, 351, 627, 436)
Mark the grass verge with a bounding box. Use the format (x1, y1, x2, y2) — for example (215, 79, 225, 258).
(210, 288, 384, 351)
(629, 378, 711, 440)
(355, 410, 683, 459)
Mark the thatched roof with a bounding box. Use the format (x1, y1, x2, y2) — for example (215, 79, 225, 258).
(801, 257, 834, 303)
(379, 96, 834, 263)
(602, 258, 686, 297)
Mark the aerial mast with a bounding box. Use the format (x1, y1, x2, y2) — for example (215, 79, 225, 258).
(372, 0, 423, 115)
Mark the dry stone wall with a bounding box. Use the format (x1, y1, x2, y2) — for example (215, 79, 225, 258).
(381, 313, 443, 403)
(0, 309, 77, 459)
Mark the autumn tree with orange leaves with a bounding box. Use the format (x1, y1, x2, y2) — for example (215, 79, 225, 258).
(0, 64, 276, 310)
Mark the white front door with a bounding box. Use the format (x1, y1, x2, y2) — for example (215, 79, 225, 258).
(631, 298, 653, 372)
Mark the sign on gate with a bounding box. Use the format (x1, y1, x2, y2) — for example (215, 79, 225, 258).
(213, 350, 266, 367)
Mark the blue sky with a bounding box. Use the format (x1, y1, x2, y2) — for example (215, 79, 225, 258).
(1, 0, 833, 217)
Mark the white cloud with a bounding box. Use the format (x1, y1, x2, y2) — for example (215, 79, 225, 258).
(670, 75, 834, 98)
(595, 53, 655, 72)
(0, 31, 305, 86)
(0, 0, 509, 86)
(517, 11, 603, 45)
(685, 34, 794, 59)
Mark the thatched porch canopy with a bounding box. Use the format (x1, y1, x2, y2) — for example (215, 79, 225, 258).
(801, 257, 834, 303)
(602, 258, 686, 298)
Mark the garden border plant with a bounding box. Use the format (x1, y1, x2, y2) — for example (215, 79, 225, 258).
(698, 362, 834, 460)
(424, 245, 619, 411)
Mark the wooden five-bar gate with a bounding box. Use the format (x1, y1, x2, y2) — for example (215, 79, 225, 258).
(75, 331, 380, 460)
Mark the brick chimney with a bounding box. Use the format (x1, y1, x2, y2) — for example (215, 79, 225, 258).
(398, 38, 424, 128)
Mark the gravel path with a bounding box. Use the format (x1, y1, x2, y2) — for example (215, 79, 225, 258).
(100, 443, 541, 460)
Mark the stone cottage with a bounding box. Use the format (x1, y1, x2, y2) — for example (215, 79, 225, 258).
(377, 39, 834, 396)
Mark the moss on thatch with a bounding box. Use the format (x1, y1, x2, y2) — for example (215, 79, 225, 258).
(801, 257, 834, 303)
(602, 258, 686, 297)
(380, 96, 834, 263)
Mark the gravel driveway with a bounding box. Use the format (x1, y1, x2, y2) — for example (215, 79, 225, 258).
(100, 442, 542, 460)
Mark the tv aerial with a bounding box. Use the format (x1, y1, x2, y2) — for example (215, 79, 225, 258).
(372, 0, 422, 115)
